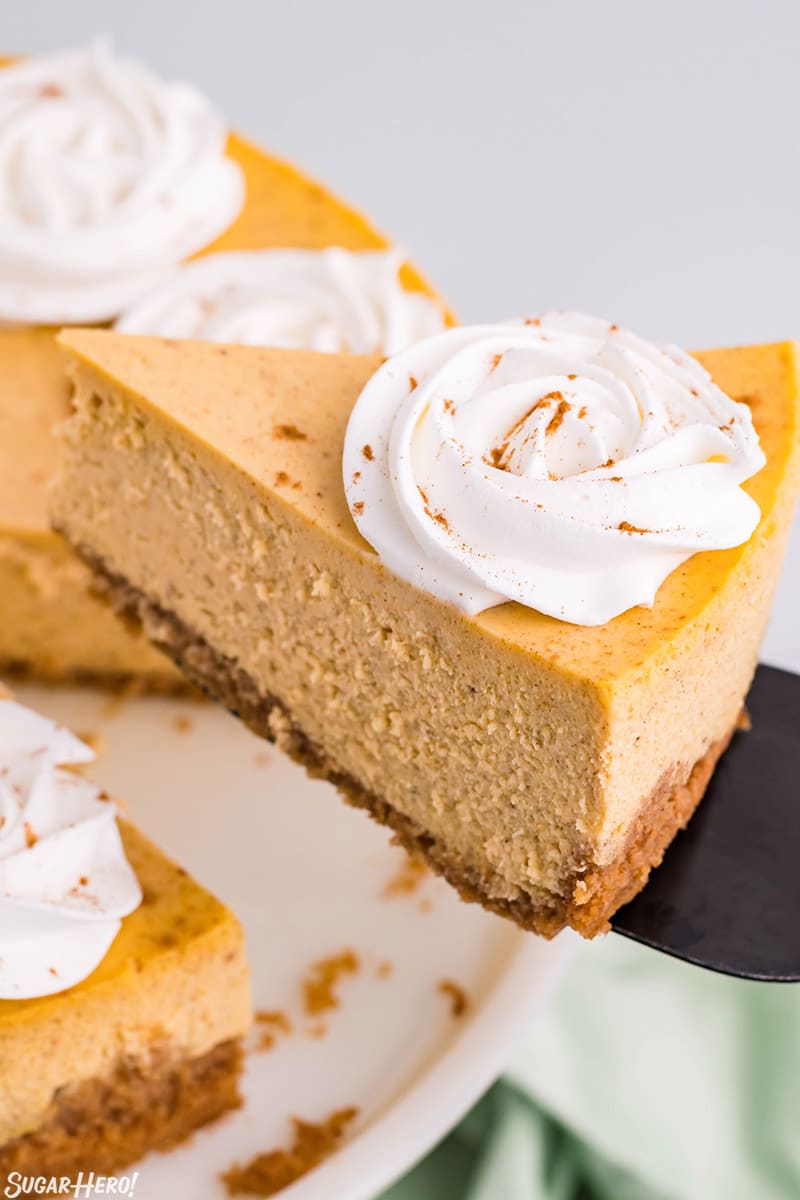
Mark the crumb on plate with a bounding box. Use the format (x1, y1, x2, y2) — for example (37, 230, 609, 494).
(302, 950, 359, 1015)
(438, 979, 469, 1018)
(221, 1107, 358, 1196)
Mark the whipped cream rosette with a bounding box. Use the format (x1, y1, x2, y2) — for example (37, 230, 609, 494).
(116, 246, 446, 354)
(343, 312, 766, 625)
(0, 40, 244, 324)
(0, 700, 141, 999)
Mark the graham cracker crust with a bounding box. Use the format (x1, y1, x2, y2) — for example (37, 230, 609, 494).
(0, 656, 198, 696)
(0, 1039, 243, 1182)
(69, 544, 741, 939)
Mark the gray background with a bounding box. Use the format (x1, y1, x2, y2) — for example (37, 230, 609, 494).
(6, 0, 799, 663)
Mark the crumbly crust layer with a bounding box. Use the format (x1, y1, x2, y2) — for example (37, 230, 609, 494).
(568, 716, 740, 933)
(0, 1039, 242, 1182)
(0, 656, 196, 695)
(73, 545, 739, 939)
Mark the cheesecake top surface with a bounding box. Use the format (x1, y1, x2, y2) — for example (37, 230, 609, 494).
(57, 329, 800, 686)
(0, 127, 435, 535)
(0, 820, 239, 1027)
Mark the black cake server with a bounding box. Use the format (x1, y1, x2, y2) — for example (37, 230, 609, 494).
(611, 664, 800, 981)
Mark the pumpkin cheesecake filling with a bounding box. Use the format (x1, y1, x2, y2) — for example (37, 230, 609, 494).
(50, 331, 800, 935)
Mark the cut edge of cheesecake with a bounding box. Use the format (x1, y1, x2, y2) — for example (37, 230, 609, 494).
(64, 550, 745, 939)
(50, 331, 800, 939)
(0, 819, 251, 1177)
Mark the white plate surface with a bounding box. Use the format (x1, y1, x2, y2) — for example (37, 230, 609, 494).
(17, 683, 574, 1200)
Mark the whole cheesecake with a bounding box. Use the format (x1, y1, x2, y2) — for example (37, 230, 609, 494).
(50, 326, 800, 935)
(0, 47, 439, 686)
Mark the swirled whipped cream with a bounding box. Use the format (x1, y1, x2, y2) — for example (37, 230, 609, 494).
(343, 312, 766, 625)
(0, 40, 244, 324)
(115, 247, 447, 354)
(0, 700, 141, 999)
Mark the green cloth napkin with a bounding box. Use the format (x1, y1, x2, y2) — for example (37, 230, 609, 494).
(382, 937, 800, 1200)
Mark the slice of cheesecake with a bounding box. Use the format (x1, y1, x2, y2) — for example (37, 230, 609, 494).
(0, 692, 249, 1180)
(1, 823, 250, 1179)
(50, 331, 800, 937)
(1, 822, 250, 1179)
(0, 694, 251, 1182)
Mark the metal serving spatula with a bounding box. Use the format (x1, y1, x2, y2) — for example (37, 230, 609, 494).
(611, 665, 800, 981)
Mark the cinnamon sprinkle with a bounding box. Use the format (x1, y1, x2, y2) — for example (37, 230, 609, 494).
(489, 390, 568, 468)
(545, 397, 571, 436)
(417, 486, 451, 533)
(272, 423, 307, 441)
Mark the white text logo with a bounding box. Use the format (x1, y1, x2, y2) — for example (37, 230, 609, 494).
(4, 1173, 139, 1199)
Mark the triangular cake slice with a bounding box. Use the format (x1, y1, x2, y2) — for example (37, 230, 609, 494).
(51, 331, 800, 937)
